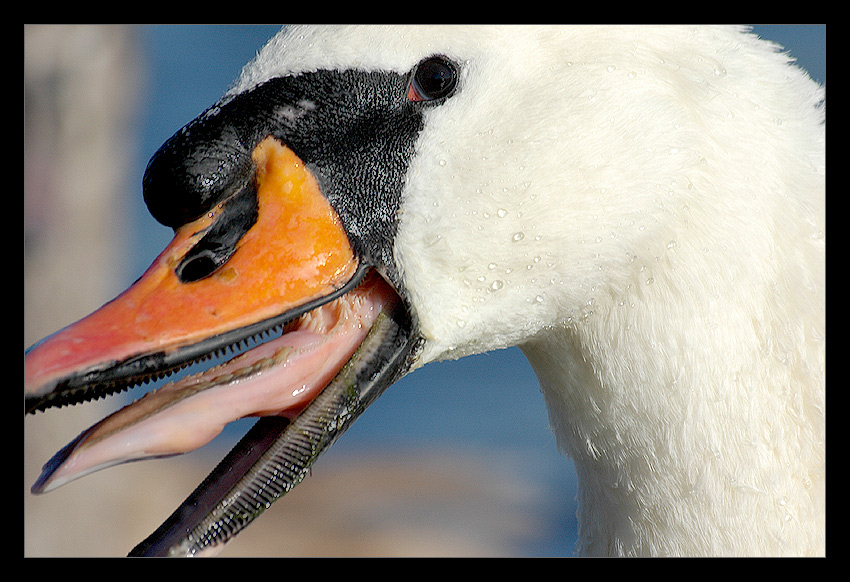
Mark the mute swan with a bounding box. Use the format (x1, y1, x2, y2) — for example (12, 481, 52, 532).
(24, 25, 825, 557)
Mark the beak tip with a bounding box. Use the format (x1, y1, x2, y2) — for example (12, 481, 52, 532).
(30, 476, 50, 495)
(29, 426, 93, 494)
(31, 463, 58, 495)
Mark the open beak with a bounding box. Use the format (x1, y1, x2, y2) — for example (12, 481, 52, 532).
(24, 136, 414, 556)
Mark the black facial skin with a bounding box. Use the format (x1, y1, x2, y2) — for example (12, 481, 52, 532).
(143, 59, 458, 289)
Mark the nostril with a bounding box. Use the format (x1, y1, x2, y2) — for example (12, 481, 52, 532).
(173, 171, 259, 284)
(177, 250, 221, 283)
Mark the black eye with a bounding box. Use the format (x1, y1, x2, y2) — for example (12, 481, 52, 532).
(407, 56, 459, 102)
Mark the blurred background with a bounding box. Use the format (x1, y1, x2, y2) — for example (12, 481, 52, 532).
(24, 25, 826, 557)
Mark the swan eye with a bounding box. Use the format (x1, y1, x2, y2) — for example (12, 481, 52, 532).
(407, 56, 459, 102)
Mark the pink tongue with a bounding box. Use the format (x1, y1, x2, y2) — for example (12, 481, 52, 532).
(34, 279, 395, 494)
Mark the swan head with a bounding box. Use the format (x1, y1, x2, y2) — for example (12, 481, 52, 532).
(24, 25, 824, 556)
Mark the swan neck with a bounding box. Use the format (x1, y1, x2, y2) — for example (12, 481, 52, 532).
(521, 297, 824, 556)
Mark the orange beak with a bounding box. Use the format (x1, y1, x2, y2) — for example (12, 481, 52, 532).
(26, 137, 360, 407)
(24, 62, 425, 557)
(24, 137, 408, 501)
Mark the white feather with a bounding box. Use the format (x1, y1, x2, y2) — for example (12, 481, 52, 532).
(239, 25, 825, 556)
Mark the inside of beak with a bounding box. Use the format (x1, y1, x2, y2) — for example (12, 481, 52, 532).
(24, 136, 383, 491)
(31, 271, 398, 494)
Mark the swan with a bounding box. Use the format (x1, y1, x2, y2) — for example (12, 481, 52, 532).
(24, 25, 825, 557)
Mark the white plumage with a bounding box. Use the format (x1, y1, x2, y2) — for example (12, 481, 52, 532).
(25, 25, 824, 557)
(237, 25, 824, 556)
